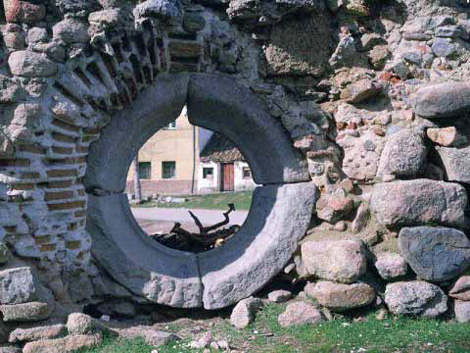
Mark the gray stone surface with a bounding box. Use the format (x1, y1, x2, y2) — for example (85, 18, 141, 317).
(370, 180, 467, 228)
(53, 18, 90, 44)
(0, 302, 52, 322)
(413, 82, 470, 119)
(0, 347, 21, 353)
(454, 300, 470, 323)
(306, 281, 376, 312)
(67, 313, 100, 335)
(87, 193, 203, 308)
(436, 145, 470, 184)
(22, 334, 102, 353)
(117, 327, 179, 347)
(0, 267, 38, 305)
(230, 297, 264, 329)
(375, 252, 408, 280)
(199, 182, 317, 309)
(134, 0, 183, 23)
(301, 240, 367, 283)
(8, 51, 57, 77)
(399, 227, 470, 282)
(278, 301, 324, 327)
(377, 129, 427, 178)
(385, 281, 448, 318)
(9, 324, 65, 343)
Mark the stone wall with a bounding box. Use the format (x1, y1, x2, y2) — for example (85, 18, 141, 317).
(0, 0, 469, 348)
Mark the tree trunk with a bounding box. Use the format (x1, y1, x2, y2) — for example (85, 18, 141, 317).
(133, 156, 142, 202)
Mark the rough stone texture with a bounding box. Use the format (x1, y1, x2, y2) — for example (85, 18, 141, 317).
(375, 253, 408, 280)
(385, 281, 448, 318)
(306, 281, 375, 312)
(341, 79, 382, 104)
(278, 301, 324, 327)
(449, 275, 470, 301)
(267, 290, 292, 303)
(230, 297, 264, 329)
(67, 313, 101, 335)
(8, 51, 57, 77)
(117, 327, 179, 347)
(0, 347, 21, 353)
(436, 145, 470, 184)
(301, 240, 367, 283)
(337, 131, 385, 181)
(413, 82, 470, 119)
(399, 227, 470, 282)
(53, 18, 91, 44)
(22, 334, 102, 353)
(0, 267, 38, 305)
(4, 1, 46, 24)
(427, 127, 468, 147)
(316, 187, 354, 224)
(454, 300, 470, 323)
(199, 182, 318, 309)
(264, 15, 332, 77)
(0, 302, 52, 322)
(377, 129, 427, 178)
(370, 180, 467, 228)
(9, 324, 66, 343)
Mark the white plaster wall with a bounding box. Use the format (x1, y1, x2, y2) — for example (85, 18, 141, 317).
(235, 162, 257, 191)
(198, 161, 220, 193)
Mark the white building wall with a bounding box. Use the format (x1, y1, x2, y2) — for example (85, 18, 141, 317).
(197, 161, 220, 193)
(234, 161, 257, 191)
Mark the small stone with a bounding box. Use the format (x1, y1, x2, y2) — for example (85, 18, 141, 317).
(427, 127, 468, 147)
(118, 327, 179, 347)
(391, 61, 411, 80)
(377, 129, 427, 178)
(370, 180, 467, 228)
(8, 51, 57, 77)
(432, 38, 457, 58)
(267, 290, 292, 303)
(0, 302, 52, 322)
(67, 313, 101, 335)
(376, 308, 388, 321)
(53, 18, 90, 44)
(436, 145, 470, 184)
(449, 275, 470, 301)
(230, 297, 264, 329)
(278, 301, 324, 327)
(341, 79, 382, 104)
(385, 281, 448, 318)
(134, 0, 183, 24)
(375, 253, 408, 280)
(334, 221, 347, 232)
(22, 334, 102, 353)
(316, 188, 354, 223)
(351, 203, 370, 233)
(454, 300, 470, 323)
(9, 324, 66, 343)
(399, 227, 470, 282)
(190, 331, 212, 349)
(5, 1, 46, 24)
(368, 45, 390, 70)
(27, 27, 48, 44)
(0, 267, 38, 305)
(413, 82, 470, 119)
(3, 32, 25, 49)
(301, 240, 367, 283)
(306, 281, 375, 312)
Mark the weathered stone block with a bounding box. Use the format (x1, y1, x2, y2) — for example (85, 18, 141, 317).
(436, 145, 470, 184)
(0, 267, 38, 305)
(278, 301, 324, 327)
(399, 227, 470, 282)
(370, 180, 467, 228)
(8, 51, 57, 77)
(301, 240, 367, 283)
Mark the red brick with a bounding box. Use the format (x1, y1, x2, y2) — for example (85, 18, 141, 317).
(47, 201, 85, 211)
(46, 169, 78, 178)
(45, 191, 74, 201)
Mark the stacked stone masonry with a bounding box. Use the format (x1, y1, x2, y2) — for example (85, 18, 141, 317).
(0, 0, 469, 349)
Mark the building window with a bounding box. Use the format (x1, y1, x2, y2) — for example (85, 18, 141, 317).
(242, 166, 252, 179)
(203, 167, 214, 179)
(163, 121, 177, 130)
(139, 162, 151, 179)
(162, 161, 176, 179)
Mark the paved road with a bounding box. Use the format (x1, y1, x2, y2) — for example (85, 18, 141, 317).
(131, 207, 248, 235)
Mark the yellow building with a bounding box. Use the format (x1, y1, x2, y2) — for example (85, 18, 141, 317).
(126, 108, 212, 196)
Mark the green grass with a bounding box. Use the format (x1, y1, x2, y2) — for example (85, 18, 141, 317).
(77, 303, 470, 353)
(133, 191, 253, 211)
